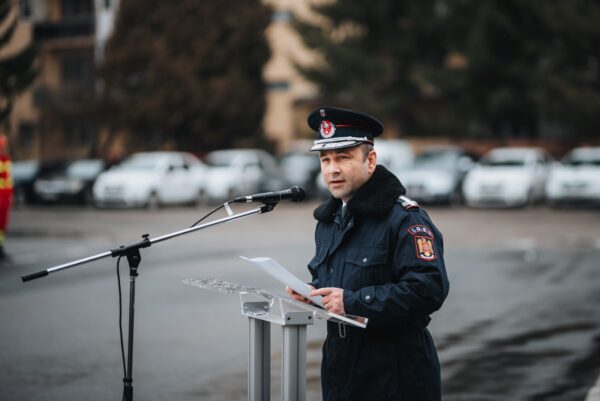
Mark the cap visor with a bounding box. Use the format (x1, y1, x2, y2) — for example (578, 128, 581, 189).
(310, 140, 365, 151)
(311, 138, 375, 151)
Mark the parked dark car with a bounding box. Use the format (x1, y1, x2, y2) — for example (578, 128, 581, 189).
(33, 159, 106, 205)
(12, 160, 67, 206)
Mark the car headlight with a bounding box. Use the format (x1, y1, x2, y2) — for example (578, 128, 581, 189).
(505, 179, 530, 197)
(428, 175, 454, 194)
(67, 179, 85, 193)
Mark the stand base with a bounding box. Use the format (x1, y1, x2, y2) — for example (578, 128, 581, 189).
(123, 383, 133, 401)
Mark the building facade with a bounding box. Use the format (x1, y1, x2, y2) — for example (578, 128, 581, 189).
(8, 0, 316, 160)
(262, 0, 320, 152)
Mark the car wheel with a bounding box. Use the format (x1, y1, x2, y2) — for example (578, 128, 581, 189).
(83, 188, 94, 207)
(147, 192, 160, 210)
(449, 187, 463, 207)
(523, 189, 536, 208)
(13, 188, 26, 208)
(189, 190, 204, 207)
(227, 188, 236, 202)
(547, 199, 564, 209)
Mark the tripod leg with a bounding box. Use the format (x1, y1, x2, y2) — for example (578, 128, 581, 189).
(123, 271, 137, 401)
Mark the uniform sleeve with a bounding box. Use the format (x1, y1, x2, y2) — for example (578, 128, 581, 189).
(307, 254, 320, 289)
(343, 211, 449, 327)
(306, 226, 322, 289)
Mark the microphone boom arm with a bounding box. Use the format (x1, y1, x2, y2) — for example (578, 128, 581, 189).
(22, 202, 277, 282)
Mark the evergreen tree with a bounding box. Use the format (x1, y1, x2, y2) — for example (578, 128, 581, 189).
(295, 0, 600, 140)
(100, 0, 271, 152)
(438, 0, 600, 139)
(0, 0, 37, 126)
(293, 0, 447, 134)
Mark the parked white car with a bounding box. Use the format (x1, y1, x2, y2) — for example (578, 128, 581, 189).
(545, 147, 600, 206)
(462, 147, 552, 207)
(93, 152, 206, 208)
(203, 149, 287, 202)
(374, 139, 415, 180)
(402, 147, 475, 204)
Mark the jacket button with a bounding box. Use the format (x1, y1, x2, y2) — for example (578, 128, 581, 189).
(362, 257, 368, 263)
(365, 295, 371, 300)
(329, 269, 333, 274)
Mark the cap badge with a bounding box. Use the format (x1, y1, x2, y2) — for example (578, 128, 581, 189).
(320, 109, 326, 117)
(319, 120, 336, 138)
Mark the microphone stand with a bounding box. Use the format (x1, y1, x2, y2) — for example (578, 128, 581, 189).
(21, 201, 279, 401)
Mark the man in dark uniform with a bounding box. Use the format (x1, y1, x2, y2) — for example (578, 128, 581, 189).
(288, 107, 449, 401)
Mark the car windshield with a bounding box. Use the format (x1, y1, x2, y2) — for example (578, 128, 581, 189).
(562, 154, 600, 166)
(480, 156, 526, 167)
(206, 152, 241, 167)
(119, 155, 163, 171)
(281, 154, 318, 170)
(11, 161, 38, 180)
(66, 160, 104, 178)
(375, 142, 414, 170)
(413, 151, 456, 169)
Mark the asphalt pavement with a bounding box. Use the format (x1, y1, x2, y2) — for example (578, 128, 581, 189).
(1, 203, 600, 401)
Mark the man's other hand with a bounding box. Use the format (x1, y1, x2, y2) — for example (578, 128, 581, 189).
(311, 287, 345, 315)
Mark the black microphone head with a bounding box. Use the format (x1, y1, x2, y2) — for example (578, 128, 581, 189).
(290, 186, 306, 202)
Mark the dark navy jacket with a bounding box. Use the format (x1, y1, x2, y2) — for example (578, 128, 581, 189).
(309, 165, 449, 401)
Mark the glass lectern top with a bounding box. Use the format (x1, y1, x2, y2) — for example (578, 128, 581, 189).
(183, 278, 368, 329)
(183, 278, 258, 294)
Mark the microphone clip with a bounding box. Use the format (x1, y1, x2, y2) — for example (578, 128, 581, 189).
(260, 200, 279, 213)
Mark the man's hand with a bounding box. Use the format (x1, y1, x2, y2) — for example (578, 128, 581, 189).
(286, 286, 315, 305)
(311, 287, 345, 315)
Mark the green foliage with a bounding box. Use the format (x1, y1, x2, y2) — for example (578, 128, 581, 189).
(100, 0, 271, 151)
(0, 0, 37, 125)
(439, 0, 600, 139)
(294, 0, 446, 134)
(295, 0, 600, 139)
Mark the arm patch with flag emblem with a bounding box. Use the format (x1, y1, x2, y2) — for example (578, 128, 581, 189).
(408, 225, 437, 261)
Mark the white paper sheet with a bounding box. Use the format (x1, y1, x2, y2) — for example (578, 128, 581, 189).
(240, 256, 325, 308)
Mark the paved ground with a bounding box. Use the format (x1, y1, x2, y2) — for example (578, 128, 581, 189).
(1, 203, 599, 400)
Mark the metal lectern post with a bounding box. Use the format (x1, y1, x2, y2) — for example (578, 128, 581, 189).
(247, 309, 313, 401)
(248, 317, 271, 401)
(280, 311, 312, 401)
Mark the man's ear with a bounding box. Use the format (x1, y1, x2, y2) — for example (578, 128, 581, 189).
(368, 150, 377, 174)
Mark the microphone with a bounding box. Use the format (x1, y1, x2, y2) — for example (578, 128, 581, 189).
(232, 186, 306, 203)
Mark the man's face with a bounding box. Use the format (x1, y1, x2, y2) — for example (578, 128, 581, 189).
(319, 145, 377, 203)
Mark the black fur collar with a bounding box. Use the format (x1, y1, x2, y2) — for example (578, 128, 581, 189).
(313, 165, 406, 223)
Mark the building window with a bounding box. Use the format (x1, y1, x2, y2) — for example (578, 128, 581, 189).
(19, 122, 35, 149)
(272, 10, 292, 23)
(64, 121, 94, 147)
(62, 54, 93, 84)
(19, 0, 32, 18)
(266, 81, 290, 91)
(61, 0, 93, 18)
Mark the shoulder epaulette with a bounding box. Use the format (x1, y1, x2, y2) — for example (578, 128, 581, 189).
(396, 195, 420, 211)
